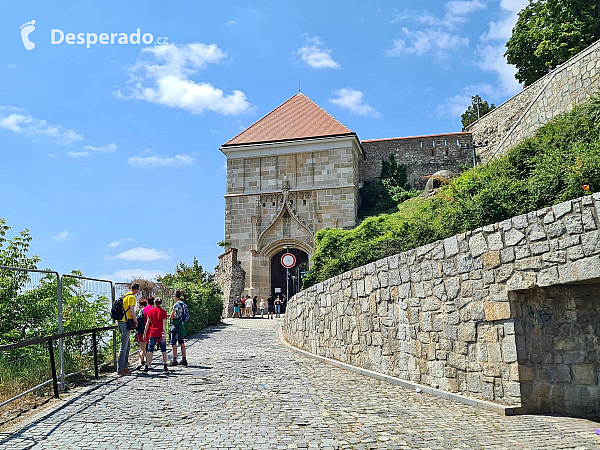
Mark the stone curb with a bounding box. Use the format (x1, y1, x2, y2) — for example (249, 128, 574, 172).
(277, 326, 518, 416)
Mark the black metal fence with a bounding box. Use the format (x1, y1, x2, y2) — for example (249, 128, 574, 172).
(0, 325, 116, 406)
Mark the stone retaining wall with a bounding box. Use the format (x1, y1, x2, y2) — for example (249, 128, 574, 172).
(468, 40, 600, 162)
(284, 193, 600, 414)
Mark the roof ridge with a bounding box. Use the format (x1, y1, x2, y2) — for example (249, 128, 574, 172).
(222, 93, 352, 147)
(301, 94, 351, 133)
(224, 94, 303, 146)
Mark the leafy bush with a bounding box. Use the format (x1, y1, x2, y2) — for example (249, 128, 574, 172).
(359, 154, 419, 217)
(303, 91, 600, 287)
(158, 258, 223, 334)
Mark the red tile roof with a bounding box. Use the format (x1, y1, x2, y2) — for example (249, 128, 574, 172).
(223, 93, 353, 146)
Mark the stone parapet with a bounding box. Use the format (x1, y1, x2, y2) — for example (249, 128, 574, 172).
(360, 133, 472, 189)
(284, 193, 600, 414)
(469, 40, 600, 162)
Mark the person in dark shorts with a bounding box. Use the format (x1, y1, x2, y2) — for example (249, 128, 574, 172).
(170, 290, 188, 367)
(143, 298, 168, 373)
(252, 296, 258, 317)
(267, 295, 275, 319)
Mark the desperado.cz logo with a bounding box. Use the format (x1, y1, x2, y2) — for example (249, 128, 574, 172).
(20, 20, 168, 50)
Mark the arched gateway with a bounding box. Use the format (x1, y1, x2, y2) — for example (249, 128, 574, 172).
(220, 93, 362, 301)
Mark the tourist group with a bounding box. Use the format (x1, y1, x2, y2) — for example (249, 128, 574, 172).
(111, 283, 190, 375)
(232, 294, 287, 319)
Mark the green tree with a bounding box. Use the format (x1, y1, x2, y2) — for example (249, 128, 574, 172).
(0, 221, 110, 397)
(461, 95, 496, 129)
(505, 0, 600, 86)
(380, 153, 409, 189)
(159, 258, 223, 334)
(217, 240, 232, 250)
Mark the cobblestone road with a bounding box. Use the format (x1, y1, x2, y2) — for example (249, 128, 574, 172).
(1, 318, 599, 449)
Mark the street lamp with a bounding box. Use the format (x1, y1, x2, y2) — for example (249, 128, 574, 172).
(461, 140, 489, 167)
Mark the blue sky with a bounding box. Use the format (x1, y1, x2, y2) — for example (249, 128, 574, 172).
(0, 0, 527, 281)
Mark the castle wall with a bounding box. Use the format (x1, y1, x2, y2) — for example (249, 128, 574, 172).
(214, 248, 245, 318)
(360, 133, 472, 189)
(469, 40, 600, 162)
(284, 193, 600, 414)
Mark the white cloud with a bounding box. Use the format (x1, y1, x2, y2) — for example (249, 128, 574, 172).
(446, 0, 486, 16)
(392, 10, 438, 26)
(53, 230, 69, 242)
(121, 43, 254, 116)
(227, 20, 237, 26)
(128, 150, 196, 167)
(385, 28, 469, 57)
(392, 1, 485, 31)
(297, 35, 340, 69)
(99, 268, 167, 282)
(388, 1, 484, 57)
(436, 83, 497, 119)
(107, 237, 135, 248)
(436, 94, 473, 118)
(476, 0, 528, 96)
(67, 151, 90, 158)
(47, 153, 58, 158)
(330, 88, 379, 117)
(83, 143, 118, 153)
(0, 108, 83, 144)
(110, 247, 171, 262)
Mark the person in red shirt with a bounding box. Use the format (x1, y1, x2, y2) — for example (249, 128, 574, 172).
(142, 297, 169, 373)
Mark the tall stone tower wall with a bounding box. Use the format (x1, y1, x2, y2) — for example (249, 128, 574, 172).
(223, 136, 362, 300)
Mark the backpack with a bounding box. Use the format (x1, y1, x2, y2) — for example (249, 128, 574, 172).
(110, 295, 126, 321)
(180, 301, 190, 323)
(135, 309, 145, 333)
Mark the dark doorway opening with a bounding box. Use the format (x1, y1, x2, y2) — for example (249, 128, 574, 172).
(270, 248, 308, 300)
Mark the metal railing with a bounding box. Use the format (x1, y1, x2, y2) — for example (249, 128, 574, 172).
(0, 266, 117, 405)
(0, 325, 116, 407)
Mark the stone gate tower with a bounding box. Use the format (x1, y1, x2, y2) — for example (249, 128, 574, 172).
(220, 93, 362, 300)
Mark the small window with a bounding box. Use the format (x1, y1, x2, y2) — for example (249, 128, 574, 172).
(303, 199, 307, 206)
(290, 200, 293, 205)
(420, 141, 423, 148)
(272, 202, 275, 207)
(262, 203, 266, 207)
(445, 149, 449, 156)
(432, 141, 436, 147)
(431, 148, 435, 156)
(456, 139, 460, 147)
(444, 139, 447, 146)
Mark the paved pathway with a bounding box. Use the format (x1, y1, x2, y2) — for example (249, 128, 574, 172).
(1, 318, 599, 449)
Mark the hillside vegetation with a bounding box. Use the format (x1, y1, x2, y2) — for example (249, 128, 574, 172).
(302, 92, 600, 288)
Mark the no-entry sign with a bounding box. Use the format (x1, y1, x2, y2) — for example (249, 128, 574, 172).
(281, 253, 296, 269)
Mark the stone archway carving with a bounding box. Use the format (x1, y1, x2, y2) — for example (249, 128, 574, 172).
(261, 238, 313, 259)
(256, 183, 314, 252)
